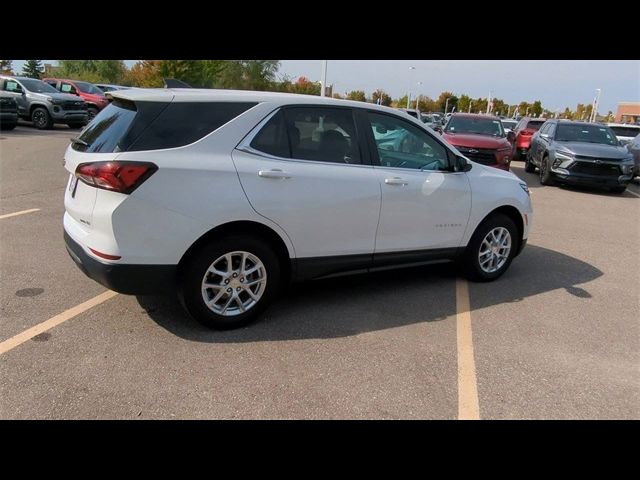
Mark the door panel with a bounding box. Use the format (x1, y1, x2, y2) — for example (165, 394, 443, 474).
(364, 111, 472, 252)
(232, 150, 380, 258)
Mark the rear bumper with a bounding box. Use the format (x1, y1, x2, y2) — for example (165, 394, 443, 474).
(0, 111, 18, 122)
(64, 231, 176, 295)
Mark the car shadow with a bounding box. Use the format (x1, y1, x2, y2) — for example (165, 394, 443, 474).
(136, 244, 603, 343)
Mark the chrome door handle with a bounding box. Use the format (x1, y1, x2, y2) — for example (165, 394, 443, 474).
(384, 177, 408, 186)
(258, 169, 292, 179)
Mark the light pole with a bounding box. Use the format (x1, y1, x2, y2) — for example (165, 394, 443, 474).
(468, 100, 472, 113)
(445, 97, 450, 114)
(415, 81, 422, 110)
(407, 66, 415, 108)
(320, 60, 327, 97)
(590, 88, 601, 123)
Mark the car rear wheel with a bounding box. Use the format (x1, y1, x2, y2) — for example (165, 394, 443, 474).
(524, 153, 536, 173)
(462, 213, 518, 282)
(31, 107, 53, 130)
(539, 155, 554, 185)
(179, 236, 281, 330)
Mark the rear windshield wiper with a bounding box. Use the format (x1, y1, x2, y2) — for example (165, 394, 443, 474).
(70, 137, 90, 147)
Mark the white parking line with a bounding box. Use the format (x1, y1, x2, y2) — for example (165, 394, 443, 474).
(0, 291, 118, 356)
(626, 189, 640, 198)
(456, 278, 480, 420)
(0, 208, 41, 220)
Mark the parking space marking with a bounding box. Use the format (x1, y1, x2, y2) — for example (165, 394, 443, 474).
(626, 189, 640, 198)
(0, 290, 118, 356)
(456, 278, 480, 420)
(0, 208, 40, 220)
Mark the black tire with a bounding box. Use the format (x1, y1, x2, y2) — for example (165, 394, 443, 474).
(67, 122, 84, 129)
(31, 107, 53, 130)
(610, 186, 626, 194)
(539, 155, 554, 185)
(524, 153, 536, 173)
(462, 213, 519, 282)
(179, 235, 281, 330)
(87, 106, 98, 122)
(0, 122, 17, 131)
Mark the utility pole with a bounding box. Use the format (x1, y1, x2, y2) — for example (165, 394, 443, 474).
(486, 90, 492, 115)
(320, 60, 327, 97)
(590, 88, 601, 123)
(407, 66, 415, 108)
(445, 97, 450, 114)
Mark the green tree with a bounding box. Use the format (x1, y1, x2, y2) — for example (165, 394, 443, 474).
(457, 94, 472, 114)
(346, 90, 366, 102)
(0, 60, 13, 75)
(530, 100, 543, 117)
(58, 60, 129, 84)
(436, 91, 458, 113)
(285, 76, 320, 96)
(371, 89, 392, 106)
(395, 95, 409, 108)
(416, 96, 438, 112)
(22, 60, 43, 79)
(127, 60, 163, 87)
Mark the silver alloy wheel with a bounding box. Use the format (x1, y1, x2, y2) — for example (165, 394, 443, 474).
(200, 251, 267, 317)
(478, 227, 512, 273)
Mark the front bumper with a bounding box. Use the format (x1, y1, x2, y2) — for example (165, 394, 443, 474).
(552, 172, 633, 188)
(64, 230, 176, 295)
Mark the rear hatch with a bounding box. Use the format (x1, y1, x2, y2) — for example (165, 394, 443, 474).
(63, 94, 171, 230)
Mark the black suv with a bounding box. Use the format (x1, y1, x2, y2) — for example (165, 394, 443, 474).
(0, 92, 18, 130)
(526, 120, 635, 193)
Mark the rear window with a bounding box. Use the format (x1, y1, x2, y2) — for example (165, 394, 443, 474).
(609, 126, 640, 138)
(73, 100, 257, 153)
(526, 120, 545, 130)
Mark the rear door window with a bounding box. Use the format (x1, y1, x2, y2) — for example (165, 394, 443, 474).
(250, 110, 291, 158)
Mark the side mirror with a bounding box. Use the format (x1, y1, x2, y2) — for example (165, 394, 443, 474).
(434, 126, 443, 134)
(455, 156, 472, 172)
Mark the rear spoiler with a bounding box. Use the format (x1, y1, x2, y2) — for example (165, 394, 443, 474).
(163, 78, 192, 88)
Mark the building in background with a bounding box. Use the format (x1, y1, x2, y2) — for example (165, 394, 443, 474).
(43, 63, 61, 77)
(615, 102, 640, 123)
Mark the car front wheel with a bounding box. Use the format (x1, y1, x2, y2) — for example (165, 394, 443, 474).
(524, 153, 536, 173)
(179, 236, 281, 330)
(31, 107, 53, 130)
(462, 213, 518, 282)
(539, 156, 554, 185)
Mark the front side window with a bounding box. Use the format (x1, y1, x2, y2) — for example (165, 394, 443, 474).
(3, 80, 22, 92)
(546, 124, 556, 138)
(283, 107, 361, 164)
(368, 112, 450, 171)
(60, 83, 76, 94)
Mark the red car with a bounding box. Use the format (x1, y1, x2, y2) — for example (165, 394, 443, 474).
(43, 78, 109, 121)
(439, 113, 515, 171)
(511, 117, 546, 161)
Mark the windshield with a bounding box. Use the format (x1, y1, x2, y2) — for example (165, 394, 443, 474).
(502, 120, 517, 129)
(555, 124, 619, 146)
(74, 81, 104, 95)
(609, 126, 640, 138)
(445, 116, 505, 137)
(18, 78, 59, 94)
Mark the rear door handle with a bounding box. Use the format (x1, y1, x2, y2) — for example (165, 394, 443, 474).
(384, 177, 408, 186)
(258, 169, 292, 179)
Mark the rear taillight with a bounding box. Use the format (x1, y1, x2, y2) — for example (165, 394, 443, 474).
(75, 161, 157, 194)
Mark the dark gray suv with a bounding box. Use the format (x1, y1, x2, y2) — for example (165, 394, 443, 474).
(0, 76, 88, 129)
(526, 120, 635, 193)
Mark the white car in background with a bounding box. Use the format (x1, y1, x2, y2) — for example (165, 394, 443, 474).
(63, 89, 533, 329)
(501, 118, 518, 134)
(606, 123, 640, 146)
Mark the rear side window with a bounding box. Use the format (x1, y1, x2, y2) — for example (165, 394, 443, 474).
(74, 101, 256, 153)
(250, 110, 290, 158)
(129, 102, 256, 151)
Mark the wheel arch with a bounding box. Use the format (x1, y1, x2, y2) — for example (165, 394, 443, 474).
(29, 103, 50, 116)
(475, 205, 524, 252)
(177, 220, 293, 284)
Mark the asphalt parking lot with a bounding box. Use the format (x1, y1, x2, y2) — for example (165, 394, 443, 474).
(1, 123, 638, 419)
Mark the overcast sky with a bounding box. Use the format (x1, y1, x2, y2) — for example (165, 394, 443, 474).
(12, 60, 639, 114)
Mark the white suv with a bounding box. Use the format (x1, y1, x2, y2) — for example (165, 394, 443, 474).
(63, 88, 533, 329)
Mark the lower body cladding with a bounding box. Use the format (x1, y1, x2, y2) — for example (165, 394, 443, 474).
(52, 111, 88, 123)
(64, 231, 528, 296)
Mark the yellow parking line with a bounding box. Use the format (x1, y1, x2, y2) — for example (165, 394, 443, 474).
(0, 290, 118, 356)
(0, 208, 41, 220)
(456, 278, 480, 420)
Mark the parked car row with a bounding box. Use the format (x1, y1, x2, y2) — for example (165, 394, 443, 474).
(0, 75, 130, 130)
